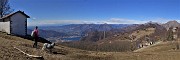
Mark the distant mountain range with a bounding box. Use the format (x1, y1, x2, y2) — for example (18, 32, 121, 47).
(38, 24, 130, 35)
(80, 21, 180, 43)
(27, 20, 180, 42)
(61, 20, 180, 52)
(27, 29, 68, 38)
(28, 24, 130, 41)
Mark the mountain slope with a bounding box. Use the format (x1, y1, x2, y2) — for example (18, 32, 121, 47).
(111, 41, 180, 60)
(1, 33, 180, 60)
(162, 20, 180, 30)
(0, 32, 112, 60)
(1, 20, 180, 60)
(62, 22, 168, 52)
(34, 24, 130, 36)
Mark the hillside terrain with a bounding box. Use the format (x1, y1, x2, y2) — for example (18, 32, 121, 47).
(0, 32, 112, 60)
(1, 32, 180, 60)
(1, 21, 180, 60)
(61, 22, 167, 52)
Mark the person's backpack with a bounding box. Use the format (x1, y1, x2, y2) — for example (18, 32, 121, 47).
(31, 31, 35, 37)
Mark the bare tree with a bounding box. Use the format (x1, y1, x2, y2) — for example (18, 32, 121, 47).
(0, 0, 13, 18)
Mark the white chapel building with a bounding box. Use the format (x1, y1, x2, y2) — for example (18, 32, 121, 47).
(0, 11, 30, 36)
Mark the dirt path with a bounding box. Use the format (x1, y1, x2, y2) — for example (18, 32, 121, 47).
(133, 41, 163, 52)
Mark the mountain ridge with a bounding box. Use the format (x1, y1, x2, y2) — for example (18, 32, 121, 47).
(162, 20, 180, 30)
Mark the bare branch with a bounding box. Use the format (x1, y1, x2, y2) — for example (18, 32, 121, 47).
(0, 0, 13, 18)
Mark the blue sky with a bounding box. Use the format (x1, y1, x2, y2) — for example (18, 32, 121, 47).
(9, 0, 180, 26)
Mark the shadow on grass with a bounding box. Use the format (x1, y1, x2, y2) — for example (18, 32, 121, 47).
(53, 52, 66, 55)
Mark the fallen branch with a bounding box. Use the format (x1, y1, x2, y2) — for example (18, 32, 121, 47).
(14, 47, 43, 58)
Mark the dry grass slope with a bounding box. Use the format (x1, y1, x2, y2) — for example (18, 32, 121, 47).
(1, 32, 180, 60)
(0, 32, 112, 60)
(130, 28, 155, 41)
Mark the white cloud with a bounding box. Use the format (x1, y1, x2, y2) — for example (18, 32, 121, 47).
(32, 17, 36, 20)
(105, 18, 147, 24)
(104, 18, 180, 24)
(27, 18, 180, 26)
(28, 19, 108, 26)
(28, 20, 85, 26)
